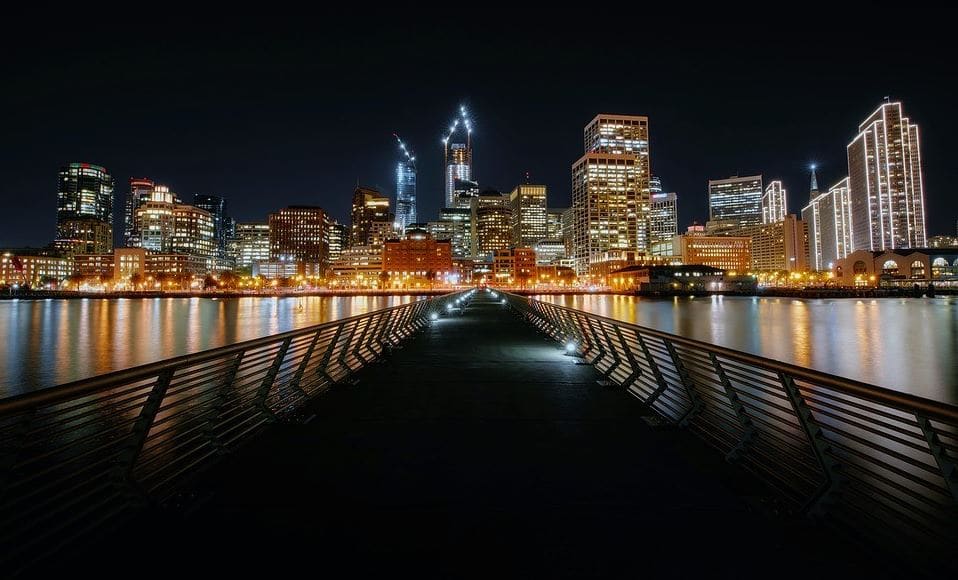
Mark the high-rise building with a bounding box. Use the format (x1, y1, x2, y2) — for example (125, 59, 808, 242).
(649, 191, 678, 245)
(55, 163, 114, 255)
(135, 188, 215, 263)
(124, 177, 155, 247)
(803, 177, 852, 271)
(847, 101, 926, 251)
(436, 207, 472, 259)
(230, 222, 271, 269)
(571, 114, 651, 276)
(443, 106, 473, 208)
(192, 194, 232, 263)
(452, 178, 480, 209)
(650, 175, 663, 194)
(509, 184, 548, 248)
(708, 175, 763, 229)
(741, 214, 809, 272)
(470, 190, 511, 259)
(394, 136, 417, 231)
(350, 186, 391, 247)
(547, 209, 565, 240)
(325, 218, 348, 262)
(269, 206, 329, 271)
(762, 180, 787, 224)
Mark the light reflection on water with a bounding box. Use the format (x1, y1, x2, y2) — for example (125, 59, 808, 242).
(536, 294, 958, 404)
(0, 295, 419, 398)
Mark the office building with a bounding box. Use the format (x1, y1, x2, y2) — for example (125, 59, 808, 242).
(124, 177, 155, 247)
(492, 247, 536, 283)
(382, 232, 453, 282)
(741, 214, 809, 272)
(510, 184, 548, 248)
(547, 209, 565, 240)
(444, 107, 473, 208)
(350, 186, 391, 247)
(847, 101, 926, 251)
(708, 175, 763, 229)
(649, 191, 678, 246)
(230, 222, 271, 269)
(192, 194, 233, 263)
(1, 251, 72, 287)
(433, 208, 471, 259)
(269, 206, 329, 271)
(676, 227, 752, 273)
(452, 178, 480, 209)
(762, 180, 787, 224)
(134, 188, 215, 264)
(572, 114, 651, 275)
(325, 218, 349, 262)
(55, 163, 114, 255)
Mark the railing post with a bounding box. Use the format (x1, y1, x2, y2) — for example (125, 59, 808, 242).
(204, 350, 245, 453)
(613, 325, 641, 389)
(709, 353, 756, 461)
(779, 372, 844, 517)
(0, 408, 36, 494)
(335, 321, 360, 378)
(595, 319, 621, 378)
(254, 336, 293, 419)
(375, 309, 394, 351)
(351, 316, 373, 365)
(664, 339, 703, 426)
(319, 324, 345, 385)
(116, 367, 175, 500)
(636, 332, 671, 407)
(916, 413, 958, 504)
(289, 331, 322, 396)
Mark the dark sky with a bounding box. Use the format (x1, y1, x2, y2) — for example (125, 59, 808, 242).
(1, 7, 954, 248)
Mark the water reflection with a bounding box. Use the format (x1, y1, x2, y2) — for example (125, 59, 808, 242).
(536, 294, 958, 404)
(0, 295, 419, 397)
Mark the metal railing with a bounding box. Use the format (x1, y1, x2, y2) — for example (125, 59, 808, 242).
(0, 291, 465, 572)
(503, 291, 958, 571)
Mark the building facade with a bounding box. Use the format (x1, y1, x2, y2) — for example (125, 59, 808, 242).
(395, 139, 417, 230)
(350, 186, 391, 247)
(269, 206, 329, 272)
(847, 101, 926, 252)
(192, 194, 234, 265)
(230, 222, 271, 269)
(803, 177, 853, 271)
(649, 191, 678, 246)
(762, 180, 787, 224)
(708, 175, 763, 229)
(124, 177, 155, 247)
(741, 214, 809, 272)
(676, 233, 752, 273)
(1, 251, 72, 287)
(382, 233, 453, 281)
(444, 118, 473, 208)
(509, 184, 548, 248)
(572, 114, 651, 276)
(56, 163, 114, 255)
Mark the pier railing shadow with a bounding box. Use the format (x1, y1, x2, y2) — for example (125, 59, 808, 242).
(502, 290, 958, 574)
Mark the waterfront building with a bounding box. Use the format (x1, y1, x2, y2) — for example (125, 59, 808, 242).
(433, 208, 472, 259)
(192, 194, 234, 265)
(0, 251, 72, 287)
(124, 177, 155, 247)
(329, 246, 384, 285)
(802, 177, 853, 271)
(325, 218, 349, 262)
(269, 206, 329, 272)
(675, 229, 751, 273)
(833, 248, 958, 286)
(509, 184, 548, 248)
(395, 137, 417, 230)
(740, 214, 809, 273)
(762, 180, 787, 224)
(847, 101, 926, 251)
(492, 247, 536, 284)
(55, 163, 114, 255)
(572, 114, 651, 275)
(134, 191, 215, 266)
(708, 175, 763, 229)
(609, 264, 728, 293)
(928, 235, 958, 248)
(587, 250, 677, 285)
(470, 190, 509, 259)
(534, 240, 566, 265)
(230, 222, 271, 269)
(350, 186, 391, 247)
(382, 232, 453, 285)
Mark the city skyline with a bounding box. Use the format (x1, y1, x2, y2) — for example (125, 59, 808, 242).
(1, 12, 954, 248)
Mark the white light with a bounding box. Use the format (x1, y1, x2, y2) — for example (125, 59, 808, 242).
(447, 304, 453, 311)
(430, 312, 438, 321)
(565, 341, 577, 353)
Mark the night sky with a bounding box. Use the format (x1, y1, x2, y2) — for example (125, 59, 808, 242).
(1, 8, 954, 248)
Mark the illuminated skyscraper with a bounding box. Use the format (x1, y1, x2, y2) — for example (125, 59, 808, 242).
(649, 191, 678, 245)
(708, 175, 764, 229)
(230, 222, 271, 269)
(192, 194, 232, 263)
(394, 135, 417, 230)
(847, 101, 926, 251)
(509, 184, 548, 248)
(124, 177, 155, 247)
(803, 177, 852, 271)
(55, 163, 114, 254)
(443, 106, 473, 208)
(269, 206, 329, 269)
(135, 186, 215, 263)
(350, 186, 391, 247)
(571, 114, 651, 276)
(762, 180, 787, 224)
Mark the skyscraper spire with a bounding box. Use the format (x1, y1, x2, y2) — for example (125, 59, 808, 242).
(810, 164, 819, 194)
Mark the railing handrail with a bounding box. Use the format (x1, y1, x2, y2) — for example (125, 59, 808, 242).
(508, 291, 958, 423)
(0, 295, 443, 415)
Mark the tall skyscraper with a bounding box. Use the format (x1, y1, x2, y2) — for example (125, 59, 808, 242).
(350, 186, 391, 247)
(708, 175, 764, 229)
(509, 183, 548, 248)
(124, 177, 155, 247)
(546, 209, 565, 240)
(803, 177, 852, 271)
(269, 206, 329, 270)
(847, 101, 926, 251)
(762, 180, 787, 224)
(394, 135, 417, 231)
(443, 106, 473, 208)
(571, 114, 651, 276)
(230, 222, 271, 269)
(325, 218, 348, 262)
(192, 194, 232, 263)
(55, 163, 114, 255)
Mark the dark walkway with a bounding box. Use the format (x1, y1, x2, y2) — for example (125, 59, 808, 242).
(49, 291, 891, 578)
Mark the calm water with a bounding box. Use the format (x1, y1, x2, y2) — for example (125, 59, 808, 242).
(0, 295, 419, 398)
(537, 294, 958, 405)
